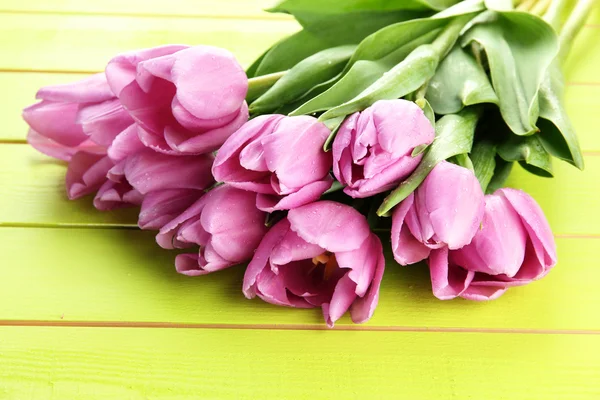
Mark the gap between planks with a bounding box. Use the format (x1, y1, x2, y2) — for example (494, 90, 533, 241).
(1, 319, 599, 334)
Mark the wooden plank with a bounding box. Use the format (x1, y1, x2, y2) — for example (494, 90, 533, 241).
(0, 13, 595, 80)
(0, 224, 598, 330)
(4, 76, 600, 149)
(0, 144, 596, 234)
(0, 326, 598, 399)
(0, 14, 298, 73)
(0, 144, 138, 227)
(0, 0, 288, 19)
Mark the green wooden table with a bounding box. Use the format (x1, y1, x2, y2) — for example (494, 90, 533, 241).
(1, 1, 599, 398)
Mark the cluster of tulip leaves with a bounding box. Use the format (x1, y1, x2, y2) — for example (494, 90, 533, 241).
(246, 0, 584, 216)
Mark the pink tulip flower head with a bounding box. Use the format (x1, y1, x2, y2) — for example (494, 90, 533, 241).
(332, 99, 435, 198)
(213, 115, 334, 212)
(391, 161, 485, 265)
(105, 45, 249, 155)
(23, 73, 132, 160)
(429, 188, 557, 300)
(156, 185, 268, 276)
(243, 201, 385, 327)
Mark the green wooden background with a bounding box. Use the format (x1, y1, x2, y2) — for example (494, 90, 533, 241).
(0, 1, 599, 398)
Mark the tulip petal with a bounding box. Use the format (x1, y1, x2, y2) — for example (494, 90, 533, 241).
(421, 161, 485, 249)
(77, 99, 133, 147)
(288, 201, 370, 253)
(429, 248, 475, 300)
(324, 274, 357, 327)
(107, 124, 146, 161)
(105, 44, 189, 96)
(65, 153, 113, 199)
(23, 101, 89, 148)
(499, 188, 557, 268)
(270, 230, 325, 266)
(261, 116, 332, 190)
(350, 235, 385, 324)
(124, 150, 214, 194)
(163, 102, 248, 154)
(391, 194, 432, 265)
(212, 115, 284, 184)
(170, 46, 248, 120)
(156, 196, 207, 249)
(138, 189, 202, 230)
(93, 179, 142, 211)
(27, 129, 103, 162)
(336, 234, 380, 297)
(256, 177, 333, 213)
(36, 73, 114, 103)
(243, 219, 290, 298)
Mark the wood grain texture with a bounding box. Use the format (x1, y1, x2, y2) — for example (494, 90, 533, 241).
(0, 326, 599, 400)
(0, 226, 598, 331)
(1, 144, 597, 233)
(0, 13, 298, 72)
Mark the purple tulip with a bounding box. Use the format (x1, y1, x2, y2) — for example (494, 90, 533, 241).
(391, 161, 484, 266)
(243, 201, 385, 327)
(156, 185, 268, 276)
(105, 45, 249, 155)
(23, 73, 130, 161)
(213, 115, 334, 212)
(429, 188, 557, 300)
(332, 99, 435, 198)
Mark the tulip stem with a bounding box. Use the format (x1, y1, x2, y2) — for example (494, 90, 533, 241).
(557, 0, 598, 63)
(246, 71, 288, 103)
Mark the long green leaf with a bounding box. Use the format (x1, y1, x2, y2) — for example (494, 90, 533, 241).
(470, 140, 497, 192)
(425, 45, 498, 114)
(461, 10, 559, 136)
(497, 134, 554, 177)
(537, 62, 585, 170)
(249, 45, 355, 115)
(319, 45, 439, 121)
(253, 11, 421, 76)
(377, 107, 480, 216)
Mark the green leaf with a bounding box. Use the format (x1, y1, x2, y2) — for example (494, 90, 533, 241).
(246, 71, 287, 103)
(470, 140, 497, 192)
(253, 11, 422, 76)
(537, 62, 585, 170)
(377, 107, 480, 216)
(249, 45, 355, 115)
(425, 45, 498, 114)
(461, 10, 559, 136)
(290, 31, 439, 116)
(322, 116, 346, 151)
(497, 134, 554, 177)
(416, 98, 436, 126)
(319, 44, 440, 121)
(486, 157, 513, 194)
(269, 0, 460, 14)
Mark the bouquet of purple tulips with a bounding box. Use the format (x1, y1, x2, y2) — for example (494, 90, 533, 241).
(22, 0, 593, 326)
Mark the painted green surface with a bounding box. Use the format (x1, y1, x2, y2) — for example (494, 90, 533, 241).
(1, 327, 599, 399)
(0, 227, 598, 330)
